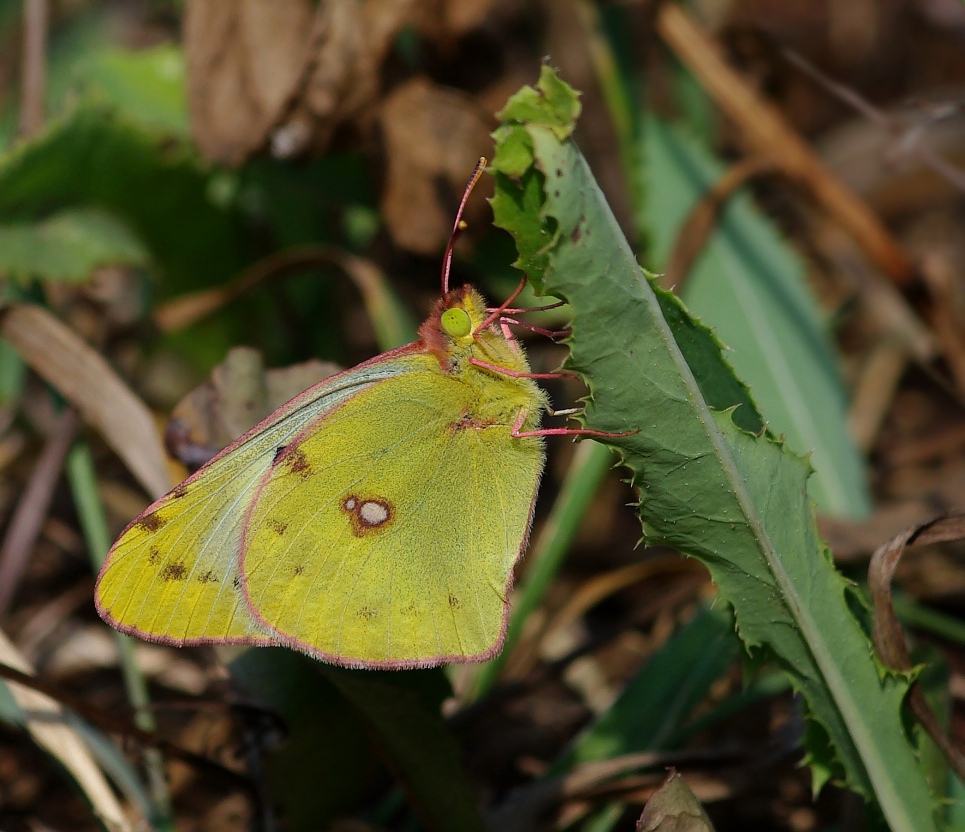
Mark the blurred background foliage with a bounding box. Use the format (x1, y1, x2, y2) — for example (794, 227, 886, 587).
(0, 1, 964, 830)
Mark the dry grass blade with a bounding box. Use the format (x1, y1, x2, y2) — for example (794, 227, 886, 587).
(661, 156, 777, 291)
(848, 341, 910, 452)
(0, 629, 131, 832)
(919, 254, 965, 394)
(155, 244, 408, 346)
(656, 3, 913, 287)
(0, 409, 78, 615)
(0, 304, 169, 499)
(869, 516, 965, 783)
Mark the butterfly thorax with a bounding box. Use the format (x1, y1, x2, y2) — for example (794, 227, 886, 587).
(419, 285, 548, 433)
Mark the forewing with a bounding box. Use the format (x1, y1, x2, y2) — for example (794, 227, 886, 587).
(241, 362, 545, 668)
(95, 352, 420, 645)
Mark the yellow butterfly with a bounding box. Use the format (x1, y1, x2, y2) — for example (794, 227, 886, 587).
(96, 160, 589, 669)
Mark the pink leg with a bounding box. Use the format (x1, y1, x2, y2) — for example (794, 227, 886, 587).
(469, 356, 580, 381)
(510, 408, 638, 440)
(477, 276, 527, 334)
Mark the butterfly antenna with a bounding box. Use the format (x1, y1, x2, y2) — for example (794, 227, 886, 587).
(442, 157, 488, 295)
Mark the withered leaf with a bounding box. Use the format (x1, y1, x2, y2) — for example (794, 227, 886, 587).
(379, 78, 493, 254)
(185, 0, 317, 165)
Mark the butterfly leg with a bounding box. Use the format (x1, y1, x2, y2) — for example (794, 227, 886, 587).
(469, 356, 581, 381)
(510, 407, 638, 440)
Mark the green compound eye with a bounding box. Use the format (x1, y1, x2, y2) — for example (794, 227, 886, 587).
(441, 307, 472, 338)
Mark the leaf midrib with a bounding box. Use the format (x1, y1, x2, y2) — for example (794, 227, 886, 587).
(635, 265, 919, 832)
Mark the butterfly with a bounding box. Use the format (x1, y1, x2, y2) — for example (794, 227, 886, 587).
(95, 159, 604, 669)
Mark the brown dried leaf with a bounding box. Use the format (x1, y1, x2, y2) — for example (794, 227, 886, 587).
(868, 515, 965, 782)
(379, 77, 493, 253)
(185, 0, 317, 165)
(298, 0, 417, 148)
(0, 304, 169, 499)
(0, 630, 132, 832)
(185, 0, 419, 164)
(411, 0, 505, 39)
(636, 770, 715, 832)
(166, 347, 339, 470)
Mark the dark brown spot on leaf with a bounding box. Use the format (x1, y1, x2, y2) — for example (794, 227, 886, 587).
(160, 563, 187, 581)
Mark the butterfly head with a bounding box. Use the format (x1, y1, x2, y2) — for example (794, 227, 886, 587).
(420, 285, 489, 357)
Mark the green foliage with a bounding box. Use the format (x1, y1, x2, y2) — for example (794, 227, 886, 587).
(491, 67, 939, 832)
(554, 605, 738, 772)
(639, 115, 871, 519)
(0, 106, 245, 293)
(71, 45, 189, 136)
(0, 207, 147, 283)
(230, 651, 485, 832)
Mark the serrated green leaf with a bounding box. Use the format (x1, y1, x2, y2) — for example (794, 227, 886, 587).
(0, 207, 148, 283)
(639, 116, 871, 519)
(491, 69, 939, 832)
(495, 65, 582, 140)
(489, 125, 535, 178)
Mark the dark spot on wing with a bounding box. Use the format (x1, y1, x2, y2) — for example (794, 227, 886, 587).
(293, 565, 304, 576)
(267, 519, 288, 536)
(160, 563, 187, 581)
(136, 511, 166, 532)
(283, 448, 312, 478)
(172, 482, 188, 499)
(197, 570, 219, 584)
(357, 606, 377, 621)
(148, 547, 161, 565)
(450, 411, 495, 434)
(448, 594, 460, 609)
(273, 445, 287, 464)
(232, 575, 243, 591)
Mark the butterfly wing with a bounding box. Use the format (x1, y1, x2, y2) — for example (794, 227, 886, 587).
(95, 348, 424, 646)
(240, 354, 545, 668)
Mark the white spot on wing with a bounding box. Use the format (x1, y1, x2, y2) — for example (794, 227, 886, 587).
(359, 501, 389, 526)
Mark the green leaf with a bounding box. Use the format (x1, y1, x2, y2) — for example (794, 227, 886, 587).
(553, 605, 738, 772)
(639, 116, 870, 519)
(71, 45, 189, 136)
(230, 651, 485, 832)
(491, 68, 939, 832)
(0, 207, 148, 283)
(495, 64, 582, 140)
(0, 106, 246, 294)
